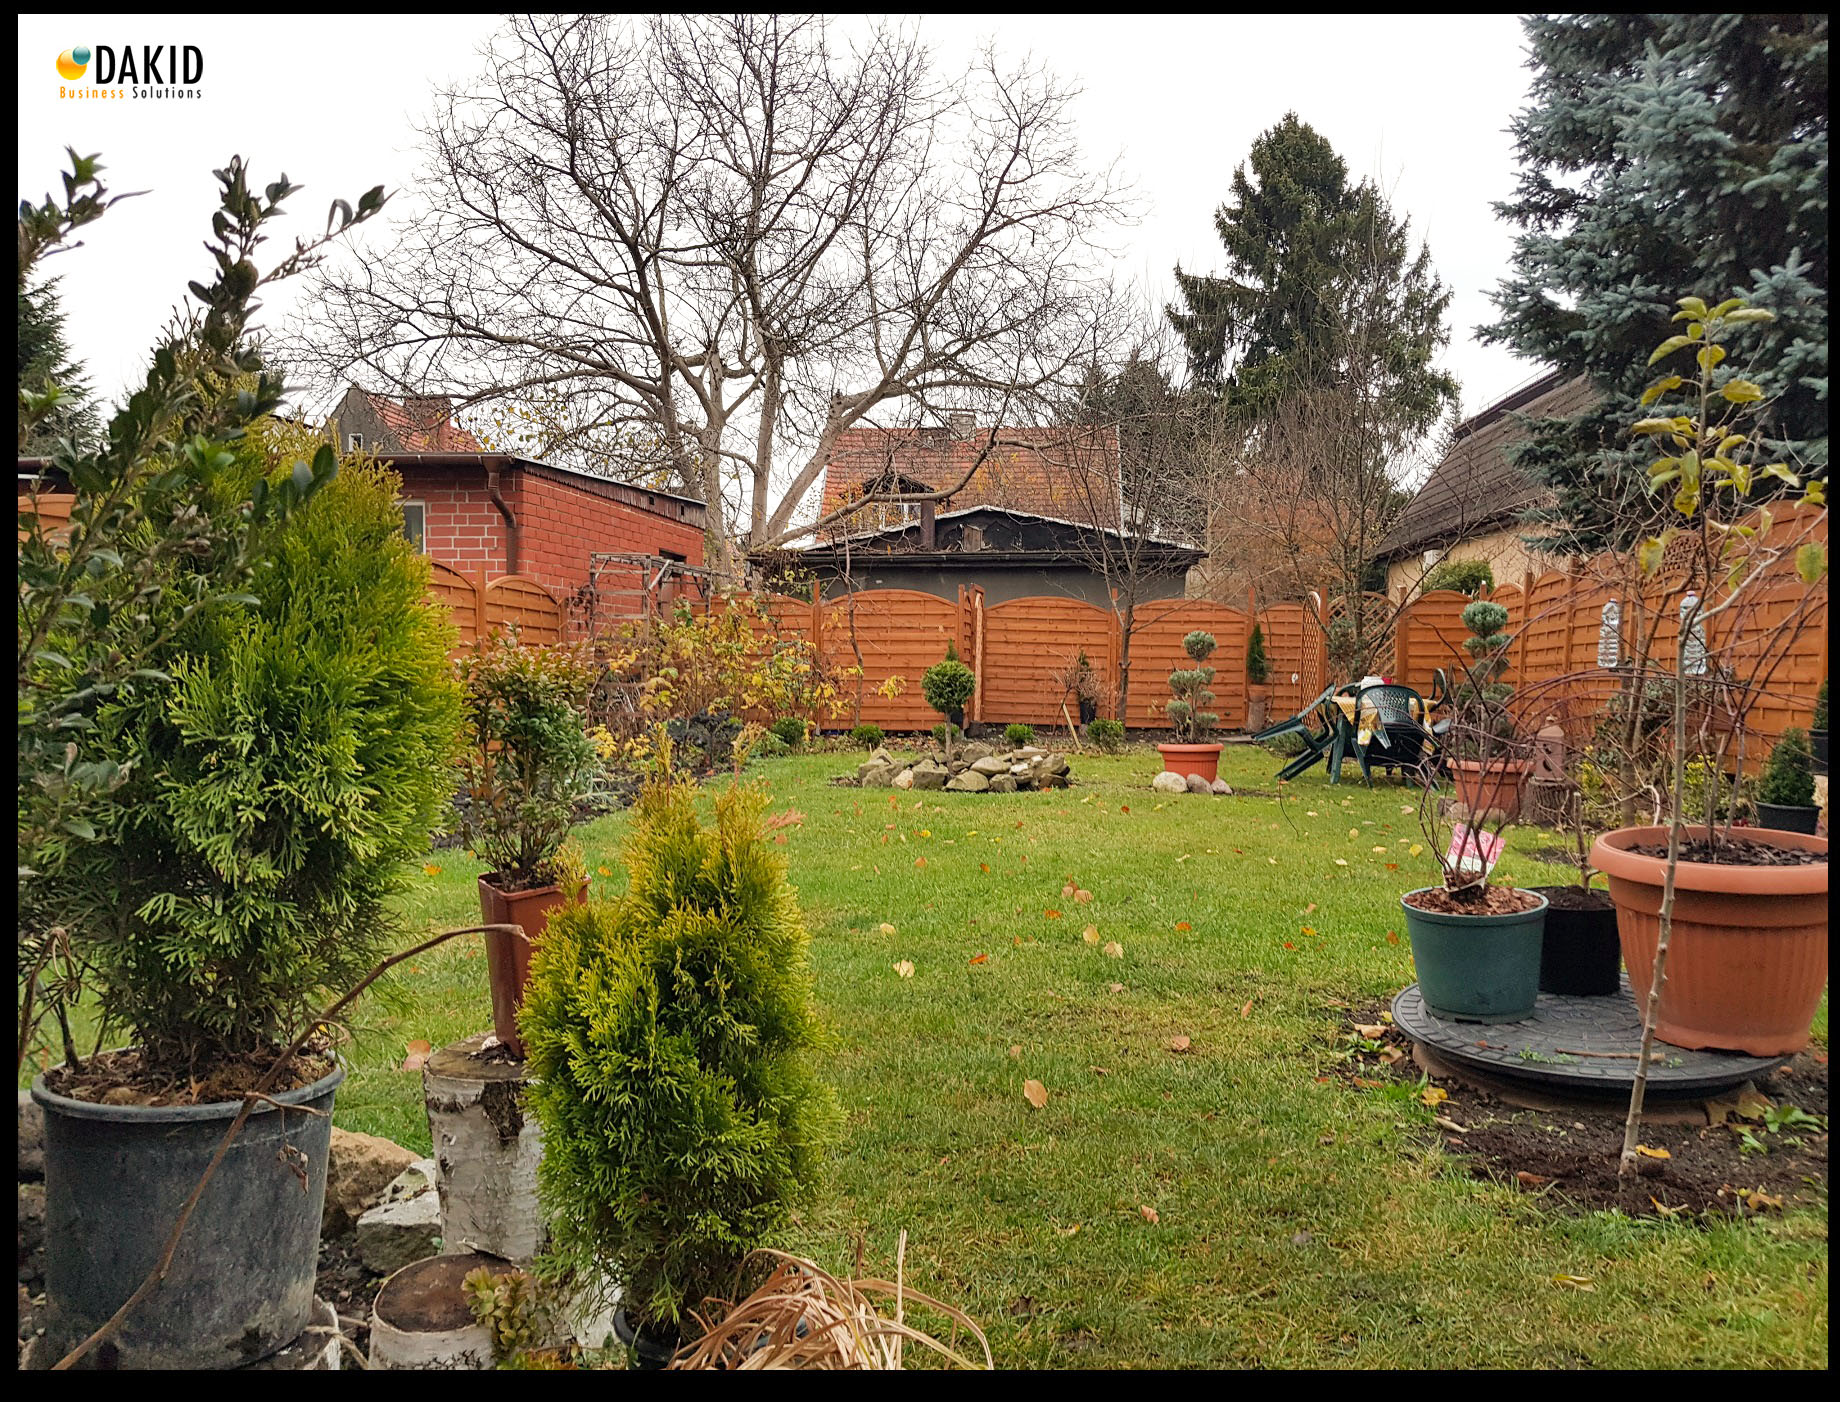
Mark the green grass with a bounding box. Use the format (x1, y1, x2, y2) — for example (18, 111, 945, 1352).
(37, 745, 1832, 1366)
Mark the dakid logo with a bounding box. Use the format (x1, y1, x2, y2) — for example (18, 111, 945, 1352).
(57, 43, 205, 101)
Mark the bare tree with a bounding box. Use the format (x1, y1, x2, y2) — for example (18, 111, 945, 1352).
(291, 14, 1130, 582)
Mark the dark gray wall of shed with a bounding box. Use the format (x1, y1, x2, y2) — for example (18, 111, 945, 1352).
(812, 562, 1186, 608)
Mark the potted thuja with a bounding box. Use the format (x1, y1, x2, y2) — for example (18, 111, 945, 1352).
(522, 780, 836, 1367)
(458, 630, 600, 1056)
(27, 432, 460, 1367)
(1754, 728, 1820, 835)
(1157, 630, 1225, 783)
(1244, 623, 1272, 734)
(1447, 599, 1533, 820)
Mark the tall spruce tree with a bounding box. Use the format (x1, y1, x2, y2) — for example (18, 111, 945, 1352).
(18, 276, 97, 453)
(1483, 13, 1828, 552)
(1166, 113, 1456, 430)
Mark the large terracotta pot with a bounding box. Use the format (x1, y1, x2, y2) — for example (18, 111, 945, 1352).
(478, 876, 581, 1057)
(1449, 758, 1533, 820)
(1591, 825, 1828, 1056)
(1156, 742, 1223, 783)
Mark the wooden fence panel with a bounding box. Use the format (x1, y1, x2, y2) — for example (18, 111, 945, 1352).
(1258, 602, 1316, 720)
(981, 597, 1117, 727)
(427, 561, 483, 655)
(818, 589, 961, 731)
(1394, 590, 1471, 696)
(483, 575, 565, 646)
(1126, 601, 1249, 731)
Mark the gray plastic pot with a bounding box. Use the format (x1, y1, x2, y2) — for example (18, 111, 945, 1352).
(31, 1059, 343, 1369)
(1401, 888, 1549, 1023)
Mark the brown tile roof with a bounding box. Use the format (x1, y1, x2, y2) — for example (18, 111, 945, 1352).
(360, 391, 483, 452)
(1380, 371, 1595, 560)
(818, 424, 1121, 532)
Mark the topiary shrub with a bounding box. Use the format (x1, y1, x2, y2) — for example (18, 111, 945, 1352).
(1166, 630, 1219, 742)
(1004, 722, 1035, 747)
(521, 780, 836, 1339)
(850, 723, 884, 750)
(1756, 728, 1816, 808)
(1087, 717, 1124, 753)
(768, 716, 808, 748)
(51, 447, 463, 1071)
(921, 649, 976, 724)
(1245, 623, 1269, 687)
(1814, 679, 1828, 732)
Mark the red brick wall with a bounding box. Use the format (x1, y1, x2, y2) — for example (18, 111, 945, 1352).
(391, 463, 704, 598)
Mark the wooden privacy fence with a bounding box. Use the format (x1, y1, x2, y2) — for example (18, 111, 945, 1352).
(429, 562, 566, 656)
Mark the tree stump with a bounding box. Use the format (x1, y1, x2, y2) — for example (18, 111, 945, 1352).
(423, 1032, 544, 1261)
(1525, 778, 1573, 830)
(368, 1253, 513, 1370)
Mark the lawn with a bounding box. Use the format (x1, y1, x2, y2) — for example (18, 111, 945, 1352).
(201, 746, 1840, 1365)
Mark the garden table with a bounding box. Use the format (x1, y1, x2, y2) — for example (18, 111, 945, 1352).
(1254, 682, 1439, 786)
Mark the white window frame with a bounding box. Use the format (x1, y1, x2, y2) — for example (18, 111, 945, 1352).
(346, 432, 365, 453)
(399, 499, 429, 554)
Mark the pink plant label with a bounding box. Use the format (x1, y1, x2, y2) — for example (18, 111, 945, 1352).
(1445, 823, 1504, 880)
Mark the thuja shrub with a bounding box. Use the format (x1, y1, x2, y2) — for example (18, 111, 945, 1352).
(522, 780, 836, 1334)
(1756, 728, 1816, 809)
(769, 716, 808, 748)
(56, 447, 462, 1070)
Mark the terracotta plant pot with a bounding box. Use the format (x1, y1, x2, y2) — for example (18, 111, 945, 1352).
(1449, 758, 1533, 820)
(1156, 742, 1222, 783)
(1591, 825, 1828, 1056)
(478, 876, 582, 1057)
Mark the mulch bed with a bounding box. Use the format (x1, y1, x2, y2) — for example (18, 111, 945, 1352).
(316, 1235, 386, 1356)
(1325, 1002, 1829, 1220)
(42, 1046, 335, 1107)
(1626, 837, 1825, 866)
(1403, 885, 1543, 915)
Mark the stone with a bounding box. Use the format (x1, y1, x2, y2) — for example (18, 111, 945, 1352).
(987, 775, 1018, 793)
(869, 746, 894, 767)
(960, 742, 994, 763)
(18, 1092, 43, 1181)
(1211, 778, 1233, 796)
(1041, 753, 1070, 776)
(910, 766, 948, 791)
(969, 756, 1009, 777)
(18, 1182, 45, 1286)
(1038, 772, 1069, 789)
(324, 1127, 421, 1236)
(857, 763, 894, 787)
(1185, 773, 1211, 795)
(1152, 771, 1188, 795)
(892, 768, 915, 790)
(383, 1158, 438, 1204)
(945, 770, 990, 793)
(356, 1191, 442, 1276)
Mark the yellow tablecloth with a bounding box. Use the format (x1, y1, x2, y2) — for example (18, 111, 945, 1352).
(1334, 692, 1428, 747)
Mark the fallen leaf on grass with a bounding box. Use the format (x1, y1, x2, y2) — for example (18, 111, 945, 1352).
(969, 953, 989, 966)
(1063, 882, 1077, 898)
(1009, 1045, 1022, 1059)
(1168, 1035, 1192, 1054)
(1081, 923, 1100, 945)
(1744, 1189, 1783, 1212)
(1108, 982, 1125, 993)
(1023, 1079, 1048, 1109)
(1333, 858, 1348, 867)
(1302, 925, 1318, 937)
(1240, 999, 1254, 1018)
(1120, 805, 1129, 814)
(1074, 888, 1093, 903)
(1515, 1171, 1552, 1189)
(1352, 1023, 1386, 1039)
(893, 960, 915, 979)
(1420, 1086, 1448, 1108)
(1102, 941, 1123, 958)
(1348, 828, 1360, 839)
(1408, 843, 1424, 857)
(1175, 921, 1191, 932)
(401, 1039, 432, 1072)
(1434, 1115, 1468, 1134)
(878, 922, 897, 936)
(1139, 1205, 1159, 1224)
(1045, 908, 1062, 919)
(1550, 1274, 1596, 1292)
(1055, 1223, 1081, 1237)
(1378, 1046, 1405, 1065)
(914, 856, 927, 868)
(1090, 1066, 1111, 1076)
(1385, 930, 1400, 945)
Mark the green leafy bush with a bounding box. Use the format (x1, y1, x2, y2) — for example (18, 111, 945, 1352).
(931, 721, 961, 747)
(753, 731, 790, 757)
(1166, 631, 1219, 742)
(522, 780, 835, 1335)
(459, 632, 599, 891)
(1263, 730, 1308, 759)
(1004, 723, 1035, 747)
(769, 716, 808, 748)
(1423, 559, 1494, 596)
(921, 650, 976, 721)
(850, 723, 884, 750)
(1815, 679, 1828, 732)
(1245, 624, 1269, 686)
(1756, 728, 1816, 808)
(52, 449, 462, 1070)
(1087, 718, 1124, 752)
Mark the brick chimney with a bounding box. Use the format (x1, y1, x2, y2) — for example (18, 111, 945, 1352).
(919, 498, 936, 548)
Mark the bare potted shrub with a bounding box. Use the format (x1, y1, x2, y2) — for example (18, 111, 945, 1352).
(459, 630, 599, 1056)
(1244, 623, 1272, 733)
(1157, 630, 1224, 782)
(1447, 599, 1533, 819)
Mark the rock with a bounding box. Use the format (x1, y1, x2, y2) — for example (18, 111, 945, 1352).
(1038, 773, 1069, 789)
(1014, 746, 1046, 758)
(1185, 773, 1211, 795)
(969, 756, 1009, 777)
(1041, 753, 1070, 776)
(1211, 778, 1233, 795)
(945, 770, 990, 793)
(857, 763, 894, 787)
(325, 1128, 421, 1236)
(383, 1158, 438, 1204)
(869, 746, 894, 767)
(987, 774, 1018, 793)
(960, 742, 994, 763)
(1152, 771, 1188, 795)
(910, 765, 948, 791)
(18, 1182, 45, 1286)
(892, 768, 915, 790)
(18, 1092, 43, 1181)
(356, 1192, 442, 1276)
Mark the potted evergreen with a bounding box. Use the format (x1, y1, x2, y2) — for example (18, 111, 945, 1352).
(458, 631, 599, 1056)
(1446, 599, 1533, 819)
(1157, 630, 1224, 783)
(521, 780, 835, 1367)
(1245, 623, 1272, 733)
(1810, 680, 1828, 776)
(1753, 728, 1820, 834)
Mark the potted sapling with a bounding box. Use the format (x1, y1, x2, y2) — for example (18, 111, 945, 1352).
(1157, 630, 1224, 783)
(521, 780, 836, 1367)
(1245, 623, 1272, 733)
(1753, 728, 1820, 835)
(458, 630, 599, 1056)
(1447, 598, 1533, 820)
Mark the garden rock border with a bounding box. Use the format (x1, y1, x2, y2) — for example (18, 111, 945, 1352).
(839, 743, 1073, 792)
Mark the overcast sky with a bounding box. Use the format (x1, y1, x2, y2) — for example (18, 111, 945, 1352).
(18, 12, 1542, 427)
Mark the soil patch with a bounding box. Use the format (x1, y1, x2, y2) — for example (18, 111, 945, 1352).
(373, 1253, 518, 1333)
(1626, 836, 1826, 866)
(1527, 884, 1612, 912)
(1404, 885, 1543, 915)
(42, 1046, 335, 1107)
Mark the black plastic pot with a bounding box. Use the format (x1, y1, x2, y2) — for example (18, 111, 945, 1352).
(1078, 696, 1098, 726)
(1755, 801, 1821, 835)
(1528, 886, 1621, 996)
(614, 1305, 680, 1370)
(1809, 728, 1827, 776)
(31, 1059, 342, 1369)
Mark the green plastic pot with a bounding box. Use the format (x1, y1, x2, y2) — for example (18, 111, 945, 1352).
(1401, 888, 1549, 1023)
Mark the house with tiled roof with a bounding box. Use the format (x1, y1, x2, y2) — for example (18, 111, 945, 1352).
(1375, 370, 1595, 597)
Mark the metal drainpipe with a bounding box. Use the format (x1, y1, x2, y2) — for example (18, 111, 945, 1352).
(485, 460, 520, 575)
